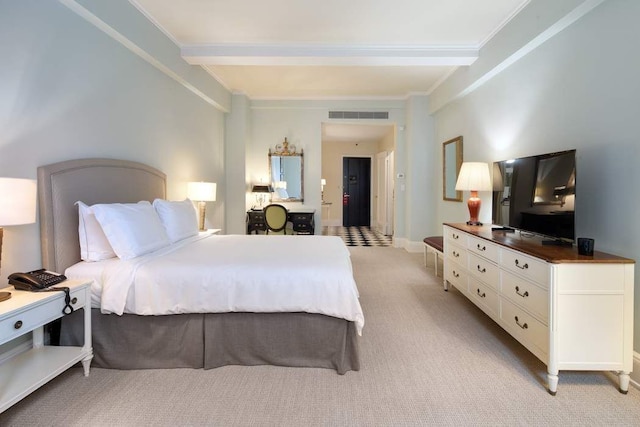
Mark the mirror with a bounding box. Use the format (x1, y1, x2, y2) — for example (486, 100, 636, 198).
(443, 136, 463, 201)
(269, 139, 304, 202)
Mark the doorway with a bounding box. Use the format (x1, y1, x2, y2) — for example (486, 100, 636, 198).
(343, 157, 371, 227)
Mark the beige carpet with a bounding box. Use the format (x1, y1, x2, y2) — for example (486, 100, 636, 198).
(2, 247, 640, 426)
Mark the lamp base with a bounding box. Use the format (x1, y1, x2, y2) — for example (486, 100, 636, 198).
(466, 221, 483, 226)
(197, 201, 206, 231)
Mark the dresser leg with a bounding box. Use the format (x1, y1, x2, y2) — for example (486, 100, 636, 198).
(443, 279, 449, 291)
(619, 372, 630, 394)
(547, 372, 559, 396)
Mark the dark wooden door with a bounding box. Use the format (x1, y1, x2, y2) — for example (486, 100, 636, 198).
(343, 157, 371, 227)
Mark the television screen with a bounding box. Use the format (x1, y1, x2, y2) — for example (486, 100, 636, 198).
(492, 150, 576, 243)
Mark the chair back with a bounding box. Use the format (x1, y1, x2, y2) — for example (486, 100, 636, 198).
(263, 204, 288, 234)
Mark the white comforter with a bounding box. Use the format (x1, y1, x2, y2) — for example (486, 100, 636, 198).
(66, 233, 364, 334)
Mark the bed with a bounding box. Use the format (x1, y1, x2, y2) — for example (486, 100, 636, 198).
(38, 158, 362, 374)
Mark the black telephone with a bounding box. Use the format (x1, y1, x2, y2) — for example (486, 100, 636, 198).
(8, 269, 73, 315)
(9, 269, 67, 291)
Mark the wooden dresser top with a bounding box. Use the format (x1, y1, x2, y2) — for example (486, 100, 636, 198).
(444, 223, 635, 264)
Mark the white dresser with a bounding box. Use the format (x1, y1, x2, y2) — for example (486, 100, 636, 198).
(0, 280, 92, 412)
(443, 223, 634, 395)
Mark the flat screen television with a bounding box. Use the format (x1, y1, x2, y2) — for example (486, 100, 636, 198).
(492, 149, 576, 244)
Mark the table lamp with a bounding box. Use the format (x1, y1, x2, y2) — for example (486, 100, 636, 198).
(455, 162, 491, 226)
(252, 184, 272, 209)
(321, 178, 326, 202)
(187, 182, 216, 231)
(0, 178, 37, 271)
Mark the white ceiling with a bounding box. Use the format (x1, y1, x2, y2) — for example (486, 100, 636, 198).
(131, 0, 530, 99)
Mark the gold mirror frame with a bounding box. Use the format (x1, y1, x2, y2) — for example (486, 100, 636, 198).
(269, 139, 304, 203)
(443, 136, 463, 202)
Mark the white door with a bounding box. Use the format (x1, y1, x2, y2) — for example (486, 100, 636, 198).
(375, 151, 394, 235)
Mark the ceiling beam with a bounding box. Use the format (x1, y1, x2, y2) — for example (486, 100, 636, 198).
(181, 44, 478, 66)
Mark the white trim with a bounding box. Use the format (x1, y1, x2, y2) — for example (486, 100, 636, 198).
(181, 43, 478, 67)
(59, 0, 227, 112)
(431, 0, 606, 113)
(128, 0, 183, 47)
(477, 0, 532, 49)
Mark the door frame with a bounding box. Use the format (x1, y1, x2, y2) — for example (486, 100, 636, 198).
(341, 154, 374, 227)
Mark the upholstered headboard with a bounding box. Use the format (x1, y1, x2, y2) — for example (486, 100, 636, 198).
(38, 158, 166, 273)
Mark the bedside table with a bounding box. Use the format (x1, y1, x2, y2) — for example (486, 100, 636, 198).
(0, 280, 93, 413)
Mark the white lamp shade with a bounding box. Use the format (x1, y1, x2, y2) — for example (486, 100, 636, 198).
(455, 162, 492, 192)
(321, 179, 326, 186)
(187, 182, 217, 202)
(0, 178, 37, 226)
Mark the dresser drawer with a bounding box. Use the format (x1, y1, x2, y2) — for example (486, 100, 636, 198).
(445, 260, 468, 293)
(469, 278, 499, 317)
(500, 248, 549, 287)
(468, 253, 499, 289)
(444, 227, 467, 246)
(445, 242, 468, 266)
(248, 212, 265, 221)
(0, 288, 86, 344)
(467, 236, 499, 263)
(501, 271, 548, 322)
(501, 297, 548, 355)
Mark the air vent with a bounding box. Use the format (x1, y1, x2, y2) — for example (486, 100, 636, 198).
(329, 111, 389, 120)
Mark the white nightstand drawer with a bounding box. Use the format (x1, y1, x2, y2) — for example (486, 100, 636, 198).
(468, 253, 499, 289)
(0, 287, 86, 344)
(468, 236, 499, 263)
(501, 248, 549, 287)
(501, 271, 548, 322)
(501, 298, 548, 355)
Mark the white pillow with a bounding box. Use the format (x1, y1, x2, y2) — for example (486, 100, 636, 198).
(92, 201, 170, 260)
(76, 201, 117, 262)
(152, 198, 199, 243)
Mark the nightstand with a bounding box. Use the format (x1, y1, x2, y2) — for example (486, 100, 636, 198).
(0, 280, 93, 413)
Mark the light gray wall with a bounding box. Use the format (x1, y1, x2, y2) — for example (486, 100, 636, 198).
(0, 0, 227, 280)
(432, 0, 640, 350)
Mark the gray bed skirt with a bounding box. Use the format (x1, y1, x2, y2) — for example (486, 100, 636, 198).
(61, 309, 360, 374)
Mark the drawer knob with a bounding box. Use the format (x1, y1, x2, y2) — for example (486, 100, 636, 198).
(514, 316, 528, 330)
(452, 234, 459, 240)
(14, 320, 23, 330)
(515, 259, 529, 270)
(476, 289, 486, 298)
(477, 244, 486, 251)
(71, 297, 78, 305)
(515, 286, 529, 298)
(452, 271, 460, 278)
(452, 251, 459, 258)
(477, 265, 486, 273)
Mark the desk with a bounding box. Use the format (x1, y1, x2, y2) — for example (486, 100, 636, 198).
(246, 208, 315, 235)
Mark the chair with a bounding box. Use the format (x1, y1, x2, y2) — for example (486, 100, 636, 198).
(263, 204, 289, 234)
